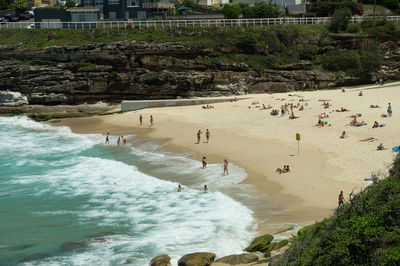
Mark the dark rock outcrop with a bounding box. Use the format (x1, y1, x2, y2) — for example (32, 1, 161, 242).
(178, 252, 216, 266)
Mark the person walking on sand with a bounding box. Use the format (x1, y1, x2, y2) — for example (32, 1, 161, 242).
(105, 132, 110, 144)
(139, 114, 143, 125)
(205, 129, 210, 143)
(150, 115, 153, 127)
(338, 191, 344, 207)
(196, 130, 202, 144)
(223, 159, 229, 175)
(202, 156, 207, 168)
(117, 136, 120, 147)
(388, 103, 392, 117)
(204, 184, 208, 193)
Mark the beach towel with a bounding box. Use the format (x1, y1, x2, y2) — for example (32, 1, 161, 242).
(392, 146, 400, 152)
(360, 137, 376, 142)
(380, 124, 386, 127)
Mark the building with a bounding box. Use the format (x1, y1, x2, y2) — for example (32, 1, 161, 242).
(82, 0, 174, 20)
(34, 7, 102, 28)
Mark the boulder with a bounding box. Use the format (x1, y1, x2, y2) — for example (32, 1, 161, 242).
(244, 234, 274, 252)
(215, 253, 259, 264)
(150, 254, 171, 266)
(0, 91, 28, 106)
(178, 252, 216, 266)
(264, 239, 289, 254)
(275, 224, 296, 234)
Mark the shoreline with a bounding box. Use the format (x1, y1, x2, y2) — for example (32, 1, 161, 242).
(52, 83, 400, 235)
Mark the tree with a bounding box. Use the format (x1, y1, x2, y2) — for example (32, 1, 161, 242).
(330, 8, 352, 33)
(221, 4, 242, 19)
(0, 0, 7, 10)
(65, 0, 75, 8)
(382, 0, 399, 10)
(9, 0, 27, 11)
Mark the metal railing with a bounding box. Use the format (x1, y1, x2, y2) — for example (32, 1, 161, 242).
(1, 16, 400, 30)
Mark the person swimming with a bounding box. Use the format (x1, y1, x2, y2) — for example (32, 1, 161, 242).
(204, 184, 208, 193)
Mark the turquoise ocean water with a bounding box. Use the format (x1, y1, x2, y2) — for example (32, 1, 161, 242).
(0, 116, 256, 265)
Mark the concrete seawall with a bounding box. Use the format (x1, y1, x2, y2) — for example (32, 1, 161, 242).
(121, 97, 244, 112)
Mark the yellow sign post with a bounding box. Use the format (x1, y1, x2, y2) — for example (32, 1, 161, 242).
(296, 133, 300, 155)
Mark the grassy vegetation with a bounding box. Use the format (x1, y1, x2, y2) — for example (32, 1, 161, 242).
(278, 154, 400, 265)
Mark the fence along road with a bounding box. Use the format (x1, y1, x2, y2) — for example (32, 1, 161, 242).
(1, 16, 400, 30)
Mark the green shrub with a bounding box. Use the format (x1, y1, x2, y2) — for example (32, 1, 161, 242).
(278, 154, 400, 265)
(298, 44, 318, 60)
(221, 4, 242, 19)
(347, 23, 361, 33)
(382, 0, 399, 10)
(330, 8, 352, 33)
(322, 50, 361, 74)
(242, 2, 282, 18)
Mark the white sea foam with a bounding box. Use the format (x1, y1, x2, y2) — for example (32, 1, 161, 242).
(1, 116, 257, 265)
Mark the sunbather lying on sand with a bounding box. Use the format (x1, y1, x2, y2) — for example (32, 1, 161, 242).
(370, 104, 380, 108)
(336, 107, 350, 112)
(340, 131, 347, 139)
(252, 101, 260, 105)
(350, 113, 362, 118)
(276, 165, 290, 174)
(360, 137, 377, 142)
(202, 104, 214, 109)
(270, 109, 279, 116)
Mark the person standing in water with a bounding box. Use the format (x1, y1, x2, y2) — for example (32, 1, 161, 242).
(223, 159, 229, 175)
(196, 130, 202, 144)
(122, 136, 127, 144)
(388, 103, 392, 117)
(205, 129, 210, 143)
(139, 114, 143, 125)
(202, 156, 207, 168)
(117, 137, 120, 147)
(177, 184, 183, 192)
(204, 185, 208, 193)
(338, 191, 344, 207)
(105, 132, 110, 144)
(150, 115, 154, 127)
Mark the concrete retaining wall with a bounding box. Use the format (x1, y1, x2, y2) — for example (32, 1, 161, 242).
(121, 97, 241, 112)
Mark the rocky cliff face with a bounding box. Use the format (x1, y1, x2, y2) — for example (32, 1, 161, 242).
(0, 36, 398, 107)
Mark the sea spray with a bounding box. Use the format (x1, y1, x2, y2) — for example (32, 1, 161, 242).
(0, 116, 256, 265)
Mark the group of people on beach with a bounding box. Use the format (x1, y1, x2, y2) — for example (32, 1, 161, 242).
(104, 132, 127, 146)
(196, 129, 211, 144)
(177, 184, 208, 193)
(139, 114, 153, 127)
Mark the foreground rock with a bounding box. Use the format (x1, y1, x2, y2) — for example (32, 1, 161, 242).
(0, 91, 28, 107)
(215, 253, 258, 264)
(244, 234, 274, 252)
(150, 254, 171, 266)
(178, 252, 216, 266)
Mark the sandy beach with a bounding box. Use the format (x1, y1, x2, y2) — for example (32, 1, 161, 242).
(55, 83, 400, 234)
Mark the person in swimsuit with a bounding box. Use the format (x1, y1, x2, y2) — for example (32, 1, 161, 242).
(105, 132, 110, 144)
(139, 114, 143, 125)
(338, 191, 344, 207)
(340, 131, 347, 138)
(204, 184, 208, 192)
(117, 136, 120, 147)
(223, 159, 229, 175)
(197, 130, 202, 144)
(202, 156, 207, 168)
(377, 143, 384, 150)
(388, 103, 392, 117)
(177, 184, 183, 192)
(205, 129, 210, 143)
(122, 136, 127, 144)
(150, 115, 153, 126)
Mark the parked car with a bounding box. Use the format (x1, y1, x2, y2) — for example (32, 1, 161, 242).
(4, 15, 20, 22)
(25, 23, 35, 29)
(22, 11, 34, 18)
(0, 17, 7, 23)
(18, 13, 31, 20)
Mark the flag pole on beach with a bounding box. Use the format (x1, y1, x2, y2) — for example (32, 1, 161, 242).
(296, 133, 300, 156)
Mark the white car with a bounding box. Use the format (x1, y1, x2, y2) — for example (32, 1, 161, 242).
(26, 23, 34, 29)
